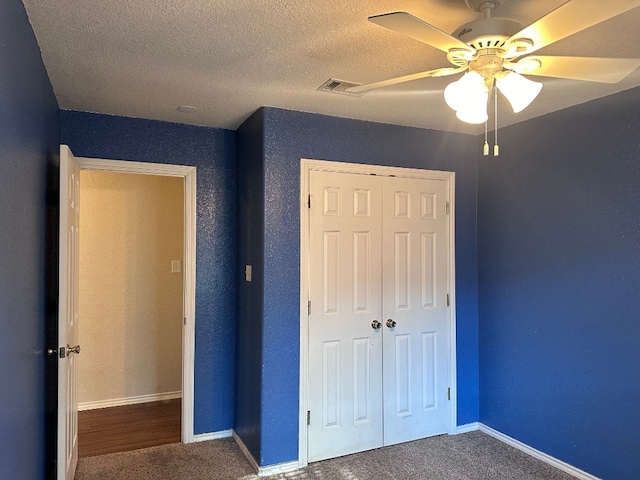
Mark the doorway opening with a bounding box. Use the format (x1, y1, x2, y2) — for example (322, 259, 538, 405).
(57, 149, 197, 478)
(77, 170, 183, 456)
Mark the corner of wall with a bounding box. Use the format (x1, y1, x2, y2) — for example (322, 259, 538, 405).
(233, 108, 267, 462)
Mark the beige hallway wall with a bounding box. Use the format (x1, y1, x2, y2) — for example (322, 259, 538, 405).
(78, 171, 184, 406)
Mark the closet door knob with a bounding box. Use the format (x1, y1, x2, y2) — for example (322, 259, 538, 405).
(386, 319, 396, 328)
(371, 320, 382, 330)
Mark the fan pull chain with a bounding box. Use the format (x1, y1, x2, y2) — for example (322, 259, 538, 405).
(483, 119, 489, 156)
(493, 84, 499, 156)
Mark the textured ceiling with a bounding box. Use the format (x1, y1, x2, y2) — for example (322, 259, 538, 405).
(22, 0, 640, 134)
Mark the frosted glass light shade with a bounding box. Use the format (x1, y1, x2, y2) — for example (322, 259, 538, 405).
(456, 103, 488, 124)
(444, 71, 486, 111)
(444, 71, 489, 124)
(496, 72, 543, 113)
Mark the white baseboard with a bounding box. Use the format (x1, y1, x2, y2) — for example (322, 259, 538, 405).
(257, 460, 299, 477)
(192, 429, 233, 442)
(232, 430, 260, 473)
(229, 421, 598, 479)
(232, 430, 299, 477)
(455, 422, 480, 434)
(478, 424, 601, 480)
(78, 391, 182, 411)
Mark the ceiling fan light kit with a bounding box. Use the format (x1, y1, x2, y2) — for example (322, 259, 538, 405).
(334, 0, 640, 133)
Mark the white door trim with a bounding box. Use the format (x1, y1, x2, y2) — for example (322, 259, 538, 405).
(73, 154, 197, 443)
(299, 159, 457, 467)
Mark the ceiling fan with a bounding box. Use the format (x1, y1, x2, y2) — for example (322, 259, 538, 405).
(344, 0, 640, 124)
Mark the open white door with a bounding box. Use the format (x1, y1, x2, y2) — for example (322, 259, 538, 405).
(58, 144, 80, 479)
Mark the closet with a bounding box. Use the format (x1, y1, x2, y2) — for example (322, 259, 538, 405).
(306, 167, 452, 462)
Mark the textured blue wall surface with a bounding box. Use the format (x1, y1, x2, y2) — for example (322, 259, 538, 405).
(0, 1, 60, 478)
(60, 111, 237, 435)
(478, 87, 640, 480)
(258, 107, 480, 465)
(234, 109, 265, 460)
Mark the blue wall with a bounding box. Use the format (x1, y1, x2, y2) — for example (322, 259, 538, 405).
(234, 109, 266, 460)
(0, 1, 60, 478)
(478, 86, 640, 479)
(234, 107, 480, 465)
(60, 111, 237, 435)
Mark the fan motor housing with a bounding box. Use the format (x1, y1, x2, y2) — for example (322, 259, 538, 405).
(452, 17, 523, 50)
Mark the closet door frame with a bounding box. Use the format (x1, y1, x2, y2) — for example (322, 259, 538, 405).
(299, 159, 457, 467)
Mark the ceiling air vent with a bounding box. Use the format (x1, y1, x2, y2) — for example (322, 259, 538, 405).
(317, 78, 366, 97)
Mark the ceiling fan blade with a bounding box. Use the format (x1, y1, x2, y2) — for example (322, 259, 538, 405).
(345, 67, 466, 93)
(505, 0, 640, 54)
(369, 12, 474, 54)
(510, 56, 640, 83)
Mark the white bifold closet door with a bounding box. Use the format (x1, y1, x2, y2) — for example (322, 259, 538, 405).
(307, 169, 450, 462)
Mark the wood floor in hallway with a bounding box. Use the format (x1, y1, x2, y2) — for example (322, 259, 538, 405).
(78, 398, 181, 457)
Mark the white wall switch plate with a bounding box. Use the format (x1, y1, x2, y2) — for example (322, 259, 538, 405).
(171, 260, 181, 274)
(245, 265, 252, 282)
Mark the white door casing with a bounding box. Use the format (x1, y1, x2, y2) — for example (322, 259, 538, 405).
(73, 155, 197, 444)
(300, 160, 456, 466)
(58, 145, 80, 480)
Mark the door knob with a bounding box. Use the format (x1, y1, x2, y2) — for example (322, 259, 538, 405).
(386, 319, 396, 328)
(371, 320, 382, 330)
(67, 344, 81, 355)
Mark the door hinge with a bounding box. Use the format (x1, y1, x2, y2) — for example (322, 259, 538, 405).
(448, 387, 451, 401)
(308, 195, 311, 209)
(445, 201, 450, 215)
(308, 300, 311, 315)
(307, 411, 311, 426)
(446, 294, 450, 307)
(184, 317, 187, 325)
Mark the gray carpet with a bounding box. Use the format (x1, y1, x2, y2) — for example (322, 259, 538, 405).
(75, 431, 578, 479)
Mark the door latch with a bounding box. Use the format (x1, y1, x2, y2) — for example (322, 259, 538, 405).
(47, 347, 60, 357)
(47, 346, 76, 358)
(57, 346, 66, 358)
